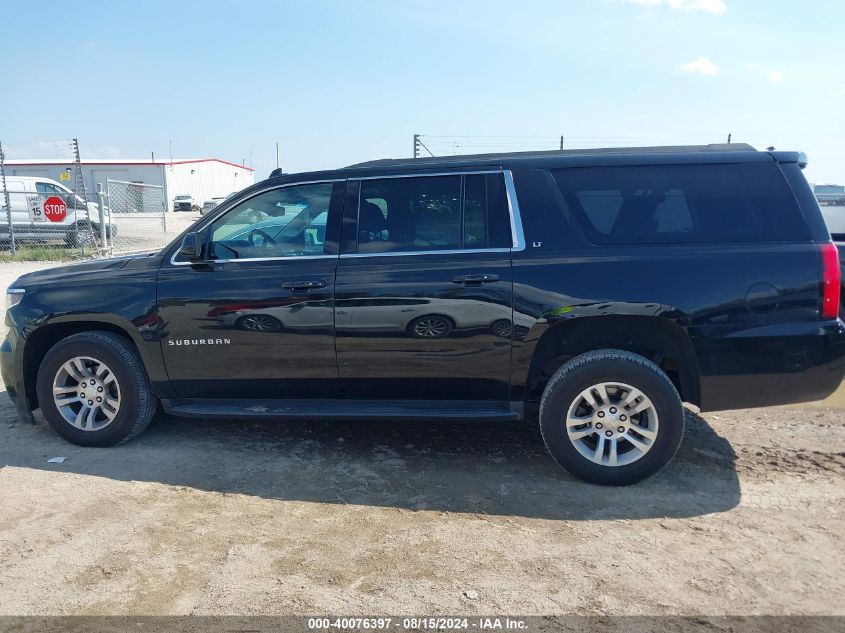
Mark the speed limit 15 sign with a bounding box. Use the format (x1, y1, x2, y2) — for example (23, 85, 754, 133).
(27, 196, 44, 222)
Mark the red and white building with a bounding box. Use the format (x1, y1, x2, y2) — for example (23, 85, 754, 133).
(3, 158, 255, 210)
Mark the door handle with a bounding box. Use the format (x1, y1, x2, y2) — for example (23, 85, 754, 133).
(452, 274, 500, 284)
(282, 280, 326, 291)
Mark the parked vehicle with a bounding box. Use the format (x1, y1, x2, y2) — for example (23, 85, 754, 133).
(201, 197, 227, 215)
(814, 184, 845, 206)
(173, 195, 199, 212)
(4, 144, 844, 485)
(0, 176, 115, 247)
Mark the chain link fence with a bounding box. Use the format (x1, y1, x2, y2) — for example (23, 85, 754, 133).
(0, 138, 107, 260)
(0, 188, 104, 259)
(0, 139, 197, 260)
(103, 179, 168, 254)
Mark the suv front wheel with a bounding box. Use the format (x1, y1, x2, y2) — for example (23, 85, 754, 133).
(539, 349, 684, 485)
(36, 331, 157, 447)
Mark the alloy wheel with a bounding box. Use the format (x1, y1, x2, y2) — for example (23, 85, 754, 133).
(238, 315, 281, 331)
(52, 356, 121, 431)
(565, 381, 659, 467)
(412, 316, 449, 338)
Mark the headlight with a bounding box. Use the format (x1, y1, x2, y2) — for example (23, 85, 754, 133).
(6, 289, 25, 309)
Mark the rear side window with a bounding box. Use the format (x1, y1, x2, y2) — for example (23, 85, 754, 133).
(357, 174, 511, 253)
(552, 163, 808, 244)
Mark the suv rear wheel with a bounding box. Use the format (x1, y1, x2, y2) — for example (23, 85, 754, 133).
(539, 349, 684, 485)
(36, 331, 157, 447)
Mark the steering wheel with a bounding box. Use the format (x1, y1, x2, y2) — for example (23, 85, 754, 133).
(248, 228, 276, 247)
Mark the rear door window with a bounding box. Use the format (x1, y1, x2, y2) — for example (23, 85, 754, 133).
(552, 163, 808, 244)
(357, 173, 511, 254)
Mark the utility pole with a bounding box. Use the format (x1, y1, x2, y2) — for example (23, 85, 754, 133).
(413, 134, 433, 158)
(0, 141, 15, 255)
(275, 141, 280, 169)
(727, 133, 732, 144)
(560, 136, 564, 150)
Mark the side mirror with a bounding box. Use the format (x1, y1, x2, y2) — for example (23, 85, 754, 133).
(178, 232, 203, 260)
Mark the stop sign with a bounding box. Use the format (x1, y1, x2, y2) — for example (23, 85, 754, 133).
(42, 196, 68, 223)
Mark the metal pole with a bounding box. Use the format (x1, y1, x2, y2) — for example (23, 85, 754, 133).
(727, 133, 732, 144)
(276, 141, 280, 169)
(96, 183, 108, 254)
(560, 136, 564, 150)
(413, 134, 419, 158)
(160, 184, 167, 234)
(0, 142, 15, 255)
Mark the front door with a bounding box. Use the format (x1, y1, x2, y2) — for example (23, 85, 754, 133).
(334, 172, 515, 401)
(157, 180, 344, 399)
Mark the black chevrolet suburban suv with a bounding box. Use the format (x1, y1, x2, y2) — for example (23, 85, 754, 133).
(4, 144, 844, 485)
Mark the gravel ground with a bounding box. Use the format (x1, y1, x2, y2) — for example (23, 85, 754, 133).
(1, 261, 844, 616)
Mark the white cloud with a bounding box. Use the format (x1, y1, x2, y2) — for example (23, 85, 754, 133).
(679, 56, 719, 76)
(622, 0, 727, 14)
(768, 70, 785, 84)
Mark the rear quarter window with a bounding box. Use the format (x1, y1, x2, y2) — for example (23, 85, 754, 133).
(552, 163, 809, 245)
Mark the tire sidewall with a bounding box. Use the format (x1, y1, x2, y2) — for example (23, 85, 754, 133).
(540, 356, 684, 485)
(36, 337, 144, 447)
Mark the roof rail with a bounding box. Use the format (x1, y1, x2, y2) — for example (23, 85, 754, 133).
(347, 143, 757, 168)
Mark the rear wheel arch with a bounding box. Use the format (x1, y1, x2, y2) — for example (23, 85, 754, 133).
(523, 315, 701, 416)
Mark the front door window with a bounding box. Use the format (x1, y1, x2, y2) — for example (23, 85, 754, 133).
(210, 184, 333, 260)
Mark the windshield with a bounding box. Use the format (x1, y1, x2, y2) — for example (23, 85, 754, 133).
(176, 195, 191, 200)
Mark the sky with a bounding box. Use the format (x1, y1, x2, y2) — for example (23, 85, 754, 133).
(1, 0, 843, 184)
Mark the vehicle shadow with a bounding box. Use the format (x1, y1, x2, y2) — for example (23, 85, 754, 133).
(2, 407, 740, 521)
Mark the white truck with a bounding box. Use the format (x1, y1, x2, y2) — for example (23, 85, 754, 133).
(1, 176, 115, 247)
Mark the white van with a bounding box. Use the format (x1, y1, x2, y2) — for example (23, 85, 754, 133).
(0, 176, 115, 247)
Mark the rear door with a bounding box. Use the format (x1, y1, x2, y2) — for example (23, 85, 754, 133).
(334, 171, 516, 401)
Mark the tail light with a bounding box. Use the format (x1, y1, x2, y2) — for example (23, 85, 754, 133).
(820, 242, 841, 319)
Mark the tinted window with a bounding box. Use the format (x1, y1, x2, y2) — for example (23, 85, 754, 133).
(553, 163, 808, 244)
(210, 183, 332, 259)
(464, 174, 512, 249)
(358, 174, 511, 254)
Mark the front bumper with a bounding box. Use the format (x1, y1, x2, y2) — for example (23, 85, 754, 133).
(1, 334, 35, 424)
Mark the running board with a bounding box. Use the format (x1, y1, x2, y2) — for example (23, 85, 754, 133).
(161, 399, 522, 422)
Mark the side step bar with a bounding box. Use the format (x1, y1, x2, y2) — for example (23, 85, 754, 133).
(161, 399, 522, 422)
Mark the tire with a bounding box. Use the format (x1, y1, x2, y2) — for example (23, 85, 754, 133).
(408, 314, 454, 339)
(36, 331, 157, 447)
(235, 314, 282, 332)
(64, 224, 97, 249)
(490, 318, 513, 338)
(539, 349, 684, 485)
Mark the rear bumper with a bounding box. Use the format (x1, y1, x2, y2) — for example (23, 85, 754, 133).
(697, 319, 845, 411)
